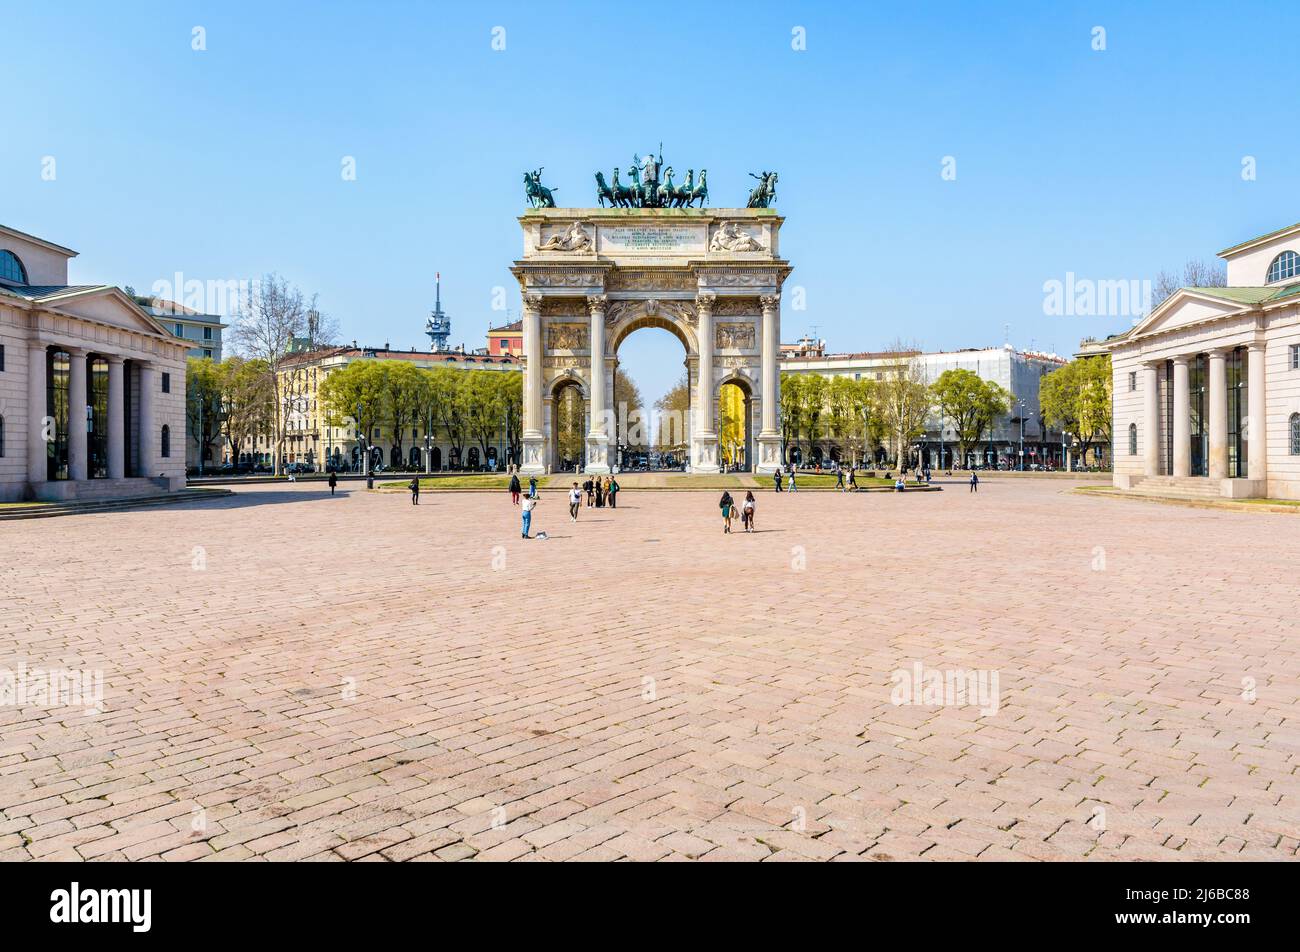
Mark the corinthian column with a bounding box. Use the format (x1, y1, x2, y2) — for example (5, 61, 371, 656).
(520, 292, 545, 475)
(107, 356, 125, 479)
(1207, 349, 1228, 480)
(1172, 355, 1190, 478)
(67, 347, 88, 481)
(27, 342, 47, 486)
(585, 294, 610, 474)
(756, 293, 782, 474)
(1247, 341, 1267, 484)
(1142, 360, 1160, 477)
(691, 292, 718, 473)
(138, 361, 158, 478)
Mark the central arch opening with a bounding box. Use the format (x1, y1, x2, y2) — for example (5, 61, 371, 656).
(613, 321, 688, 471)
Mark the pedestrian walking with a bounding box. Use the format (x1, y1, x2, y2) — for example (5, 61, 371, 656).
(741, 491, 756, 532)
(773, 466, 783, 492)
(788, 469, 798, 492)
(969, 472, 979, 493)
(528, 475, 538, 499)
(835, 468, 845, 491)
(568, 482, 581, 521)
(409, 477, 420, 505)
(521, 492, 539, 538)
(608, 476, 619, 508)
(328, 471, 337, 496)
(584, 477, 594, 507)
(719, 490, 735, 534)
(848, 467, 858, 492)
(509, 472, 521, 505)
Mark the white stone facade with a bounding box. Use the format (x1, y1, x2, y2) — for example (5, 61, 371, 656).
(1106, 220, 1300, 499)
(0, 225, 188, 502)
(512, 208, 790, 475)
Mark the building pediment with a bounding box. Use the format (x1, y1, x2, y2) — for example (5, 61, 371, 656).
(38, 286, 180, 342)
(1124, 288, 1262, 342)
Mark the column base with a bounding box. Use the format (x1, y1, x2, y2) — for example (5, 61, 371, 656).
(691, 432, 720, 473)
(584, 433, 611, 475)
(755, 433, 782, 474)
(520, 432, 546, 476)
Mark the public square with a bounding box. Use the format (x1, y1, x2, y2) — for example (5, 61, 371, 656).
(2, 479, 1297, 861)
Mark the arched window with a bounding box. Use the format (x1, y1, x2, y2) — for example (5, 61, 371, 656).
(161, 424, 171, 458)
(1291, 413, 1300, 455)
(1128, 422, 1137, 456)
(1267, 250, 1300, 284)
(0, 250, 27, 284)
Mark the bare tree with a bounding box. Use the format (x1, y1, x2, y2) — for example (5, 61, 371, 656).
(228, 274, 312, 475)
(1152, 259, 1227, 310)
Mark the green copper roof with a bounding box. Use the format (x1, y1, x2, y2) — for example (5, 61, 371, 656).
(1217, 221, 1300, 256)
(1179, 284, 1300, 305)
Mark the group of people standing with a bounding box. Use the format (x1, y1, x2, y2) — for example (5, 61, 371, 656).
(508, 469, 622, 538)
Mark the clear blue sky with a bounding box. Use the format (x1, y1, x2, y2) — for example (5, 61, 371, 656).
(6, 0, 1299, 405)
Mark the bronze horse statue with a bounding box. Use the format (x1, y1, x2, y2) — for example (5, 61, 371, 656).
(524, 168, 557, 208)
(689, 169, 709, 207)
(595, 171, 616, 207)
(746, 170, 777, 208)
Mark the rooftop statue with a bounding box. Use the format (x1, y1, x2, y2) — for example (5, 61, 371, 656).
(524, 168, 557, 208)
(746, 171, 778, 208)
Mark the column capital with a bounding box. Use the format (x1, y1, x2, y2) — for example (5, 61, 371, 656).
(759, 294, 780, 311)
(1247, 339, 1267, 354)
(522, 292, 544, 311)
(1206, 346, 1231, 359)
(1172, 354, 1191, 367)
(105, 354, 126, 366)
(696, 291, 717, 312)
(585, 294, 607, 314)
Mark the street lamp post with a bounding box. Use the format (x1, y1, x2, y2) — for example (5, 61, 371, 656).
(1016, 399, 1026, 471)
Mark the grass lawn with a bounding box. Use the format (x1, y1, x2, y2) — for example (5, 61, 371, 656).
(380, 474, 515, 490)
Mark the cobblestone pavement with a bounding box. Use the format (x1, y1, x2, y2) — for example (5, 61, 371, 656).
(2, 479, 1297, 861)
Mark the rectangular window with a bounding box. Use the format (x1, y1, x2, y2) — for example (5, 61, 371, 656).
(203, 349, 212, 359)
(161, 372, 171, 393)
(203, 326, 213, 340)
(1291, 343, 1300, 370)
(0, 344, 5, 371)
(1128, 371, 1137, 391)
(174, 323, 184, 338)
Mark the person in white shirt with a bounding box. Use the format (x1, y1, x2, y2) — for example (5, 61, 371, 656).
(568, 483, 582, 521)
(521, 492, 539, 538)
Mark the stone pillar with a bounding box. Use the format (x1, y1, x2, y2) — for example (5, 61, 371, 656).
(67, 347, 88, 481)
(520, 292, 545, 475)
(1207, 349, 1228, 480)
(26, 342, 47, 486)
(585, 294, 610, 474)
(756, 293, 782, 473)
(691, 293, 719, 473)
(107, 356, 126, 479)
(1142, 361, 1160, 477)
(138, 362, 157, 478)
(1172, 355, 1190, 478)
(1247, 341, 1267, 483)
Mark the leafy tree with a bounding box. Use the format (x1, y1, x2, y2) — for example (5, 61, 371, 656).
(1040, 355, 1112, 468)
(827, 376, 875, 467)
(931, 369, 1012, 468)
(219, 356, 273, 467)
(381, 361, 423, 467)
(186, 357, 225, 470)
(654, 374, 690, 453)
(428, 366, 468, 466)
(318, 360, 387, 471)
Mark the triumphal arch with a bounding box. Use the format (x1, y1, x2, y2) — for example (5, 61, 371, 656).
(512, 176, 790, 476)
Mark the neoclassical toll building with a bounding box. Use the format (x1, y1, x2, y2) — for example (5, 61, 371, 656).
(0, 225, 188, 502)
(1106, 220, 1300, 499)
(511, 207, 791, 475)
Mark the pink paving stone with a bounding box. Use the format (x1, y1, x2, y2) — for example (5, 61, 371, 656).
(0, 478, 1297, 861)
